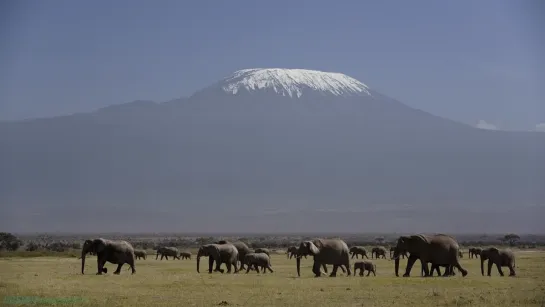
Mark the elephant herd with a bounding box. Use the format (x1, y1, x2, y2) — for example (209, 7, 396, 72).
(79, 234, 517, 278)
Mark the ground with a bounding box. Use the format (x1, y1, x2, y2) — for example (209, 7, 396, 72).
(0, 250, 544, 306)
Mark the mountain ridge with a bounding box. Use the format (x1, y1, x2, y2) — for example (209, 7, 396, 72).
(1, 68, 544, 233)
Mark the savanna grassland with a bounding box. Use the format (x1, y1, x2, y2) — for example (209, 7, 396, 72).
(1, 249, 544, 307)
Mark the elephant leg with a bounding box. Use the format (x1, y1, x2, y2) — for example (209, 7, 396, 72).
(366, 269, 371, 276)
(322, 264, 328, 273)
(114, 263, 123, 275)
(312, 262, 322, 277)
(404, 255, 418, 277)
(339, 265, 346, 273)
(496, 263, 504, 276)
(96, 257, 107, 275)
(267, 265, 273, 273)
(351, 253, 354, 259)
(127, 257, 136, 274)
(226, 262, 232, 273)
(420, 259, 431, 277)
(329, 265, 339, 277)
(364, 254, 368, 259)
(508, 264, 516, 276)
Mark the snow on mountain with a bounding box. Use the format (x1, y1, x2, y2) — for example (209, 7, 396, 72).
(220, 68, 372, 98)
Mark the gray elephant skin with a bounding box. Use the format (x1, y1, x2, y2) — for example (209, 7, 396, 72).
(287, 246, 307, 259)
(393, 234, 467, 277)
(480, 247, 516, 276)
(134, 249, 147, 260)
(81, 238, 136, 275)
(156, 246, 180, 260)
(179, 251, 192, 259)
(371, 247, 387, 259)
(254, 248, 270, 257)
(353, 261, 376, 276)
(349, 246, 369, 259)
(469, 247, 482, 259)
(296, 238, 351, 277)
(244, 252, 274, 273)
(390, 246, 406, 259)
(217, 240, 251, 270)
(197, 243, 239, 274)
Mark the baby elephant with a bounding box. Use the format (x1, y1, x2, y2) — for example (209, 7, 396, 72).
(353, 261, 377, 277)
(243, 252, 273, 274)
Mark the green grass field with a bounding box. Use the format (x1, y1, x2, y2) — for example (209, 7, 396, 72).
(1, 250, 544, 306)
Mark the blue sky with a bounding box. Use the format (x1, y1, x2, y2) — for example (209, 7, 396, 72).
(1, 0, 543, 130)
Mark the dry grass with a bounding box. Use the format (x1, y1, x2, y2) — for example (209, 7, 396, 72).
(1, 250, 544, 306)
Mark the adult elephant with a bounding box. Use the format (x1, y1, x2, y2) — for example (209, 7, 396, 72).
(134, 249, 147, 260)
(371, 247, 387, 259)
(81, 238, 136, 275)
(349, 246, 369, 259)
(156, 246, 180, 260)
(296, 238, 351, 277)
(196, 243, 239, 274)
(254, 248, 270, 257)
(480, 247, 516, 276)
(469, 247, 482, 259)
(217, 240, 251, 270)
(392, 234, 467, 277)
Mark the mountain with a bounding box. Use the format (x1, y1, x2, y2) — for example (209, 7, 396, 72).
(1, 68, 544, 234)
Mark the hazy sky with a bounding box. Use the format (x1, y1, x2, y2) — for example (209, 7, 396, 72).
(1, 0, 544, 130)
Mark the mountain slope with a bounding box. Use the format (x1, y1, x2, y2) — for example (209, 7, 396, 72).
(1, 68, 544, 233)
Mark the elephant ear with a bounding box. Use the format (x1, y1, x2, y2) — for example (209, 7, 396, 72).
(307, 241, 320, 255)
(313, 239, 324, 249)
(93, 239, 107, 253)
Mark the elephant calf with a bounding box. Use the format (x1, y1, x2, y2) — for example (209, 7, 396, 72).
(179, 251, 191, 259)
(254, 248, 270, 257)
(244, 252, 273, 274)
(481, 247, 516, 277)
(353, 261, 376, 277)
(134, 249, 147, 260)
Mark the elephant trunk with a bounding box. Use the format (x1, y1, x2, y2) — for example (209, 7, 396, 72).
(394, 253, 400, 277)
(80, 248, 87, 274)
(196, 249, 202, 273)
(296, 256, 301, 277)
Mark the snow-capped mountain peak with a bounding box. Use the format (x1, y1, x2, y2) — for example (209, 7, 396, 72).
(220, 68, 372, 98)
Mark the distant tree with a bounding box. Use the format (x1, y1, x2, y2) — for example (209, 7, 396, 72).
(0, 232, 22, 251)
(503, 234, 520, 247)
(375, 237, 385, 245)
(25, 241, 40, 251)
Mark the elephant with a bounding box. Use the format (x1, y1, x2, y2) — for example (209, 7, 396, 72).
(254, 248, 270, 257)
(134, 249, 147, 260)
(156, 246, 180, 260)
(243, 252, 274, 274)
(296, 238, 351, 277)
(390, 246, 407, 259)
(81, 238, 136, 275)
(468, 247, 482, 259)
(392, 234, 467, 277)
(179, 251, 192, 259)
(287, 246, 307, 259)
(349, 246, 369, 259)
(371, 246, 387, 259)
(216, 240, 251, 270)
(480, 247, 516, 276)
(196, 243, 239, 274)
(353, 261, 376, 276)
(421, 263, 458, 277)
(458, 250, 463, 258)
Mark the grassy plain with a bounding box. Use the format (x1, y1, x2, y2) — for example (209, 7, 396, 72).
(0, 249, 544, 307)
